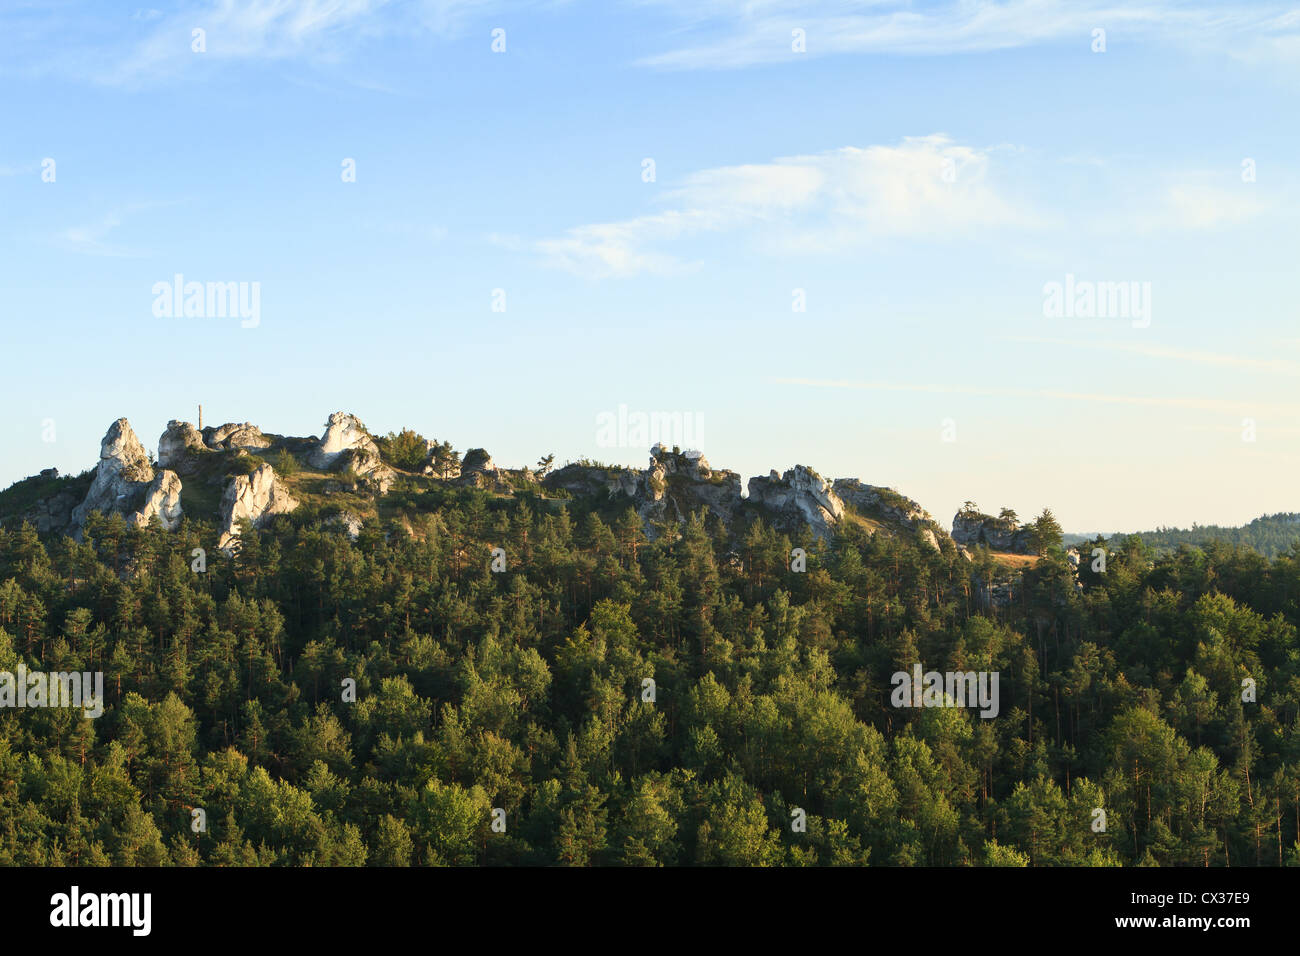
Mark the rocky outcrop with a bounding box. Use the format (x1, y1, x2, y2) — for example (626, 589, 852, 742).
(455, 448, 512, 492)
(649, 446, 716, 484)
(13, 469, 83, 536)
(833, 479, 946, 551)
(24, 490, 80, 535)
(325, 511, 364, 541)
(951, 509, 1035, 553)
(331, 445, 396, 492)
(158, 420, 208, 474)
(542, 447, 952, 547)
(543, 447, 744, 534)
(544, 462, 639, 499)
(133, 471, 184, 531)
(311, 412, 375, 468)
(451, 448, 534, 494)
(309, 412, 395, 493)
(747, 466, 844, 539)
(71, 419, 183, 531)
(203, 422, 270, 451)
(8, 412, 968, 557)
(218, 464, 298, 553)
(462, 448, 494, 474)
(642, 448, 743, 528)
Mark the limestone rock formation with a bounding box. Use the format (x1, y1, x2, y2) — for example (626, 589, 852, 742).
(203, 421, 271, 451)
(71, 419, 173, 530)
(453, 448, 534, 494)
(455, 448, 507, 491)
(462, 448, 494, 473)
(638, 447, 742, 528)
(325, 511, 364, 541)
(542, 446, 743, 534)
(311, 412, 376, 468)
(626, 444, 743, 528)
(15, 470, 82, 535)
(543, 449, 945, 547)
(543, 462, 636, 500)
(25, 491, 79, 535)
(158, 420, 208, 474)
(649, 445, 715, 483)
(747, 465, 844, 539)
(951, 509, 1035, 553)
(833, 479, 946, 551)
(218, 464, 298, 553)
(133, 470, 184, 531)
(310, 412, 395, 493)
(6, 411, 971, 559)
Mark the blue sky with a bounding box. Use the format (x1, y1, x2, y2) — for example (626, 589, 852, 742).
(2, 0, 1297, 532)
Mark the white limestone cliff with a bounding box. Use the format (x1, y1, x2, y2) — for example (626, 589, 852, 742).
(158, 420, 207, 474)
(71, 418, 185, 531)
(133, 470, 184, 531)
(747, 465, 845, 539)
(310, 411, 395, 492)
(217, 463, 298, 553)
(203, 422, 271, 451)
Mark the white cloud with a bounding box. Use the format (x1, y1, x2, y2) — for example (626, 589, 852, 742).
(536, 216, 704, 279)
(535, 135, 1034, 278)
(1083, 169, 1279, 236)
(1163, 182, 1268, 229)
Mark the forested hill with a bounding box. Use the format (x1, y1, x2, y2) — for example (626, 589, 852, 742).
(1, 414, 1298, 867)
(1069, 514, 1300, 560)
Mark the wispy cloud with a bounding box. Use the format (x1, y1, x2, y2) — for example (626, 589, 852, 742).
(105, 0, 391, 84)
(54, 200, 186, 257)
(55, 214, 141, 257)
(1160, 181, 1269, 230)
(773, 376, 1300, 416)
(635, 0, 1300, 70)
(535, 134, 1034, 278)
(4, 0, 532, 85)
(9, 0, 1299, 84)
(1007, 336, 1300, 374)
(1062, 163, 1282, 236)
(1180, 423, 1300, 435)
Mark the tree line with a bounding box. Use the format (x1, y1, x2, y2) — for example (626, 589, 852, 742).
(1, 483, 1298, 866)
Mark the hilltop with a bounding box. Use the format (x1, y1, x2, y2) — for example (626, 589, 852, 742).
(1, 413, 971, 559)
